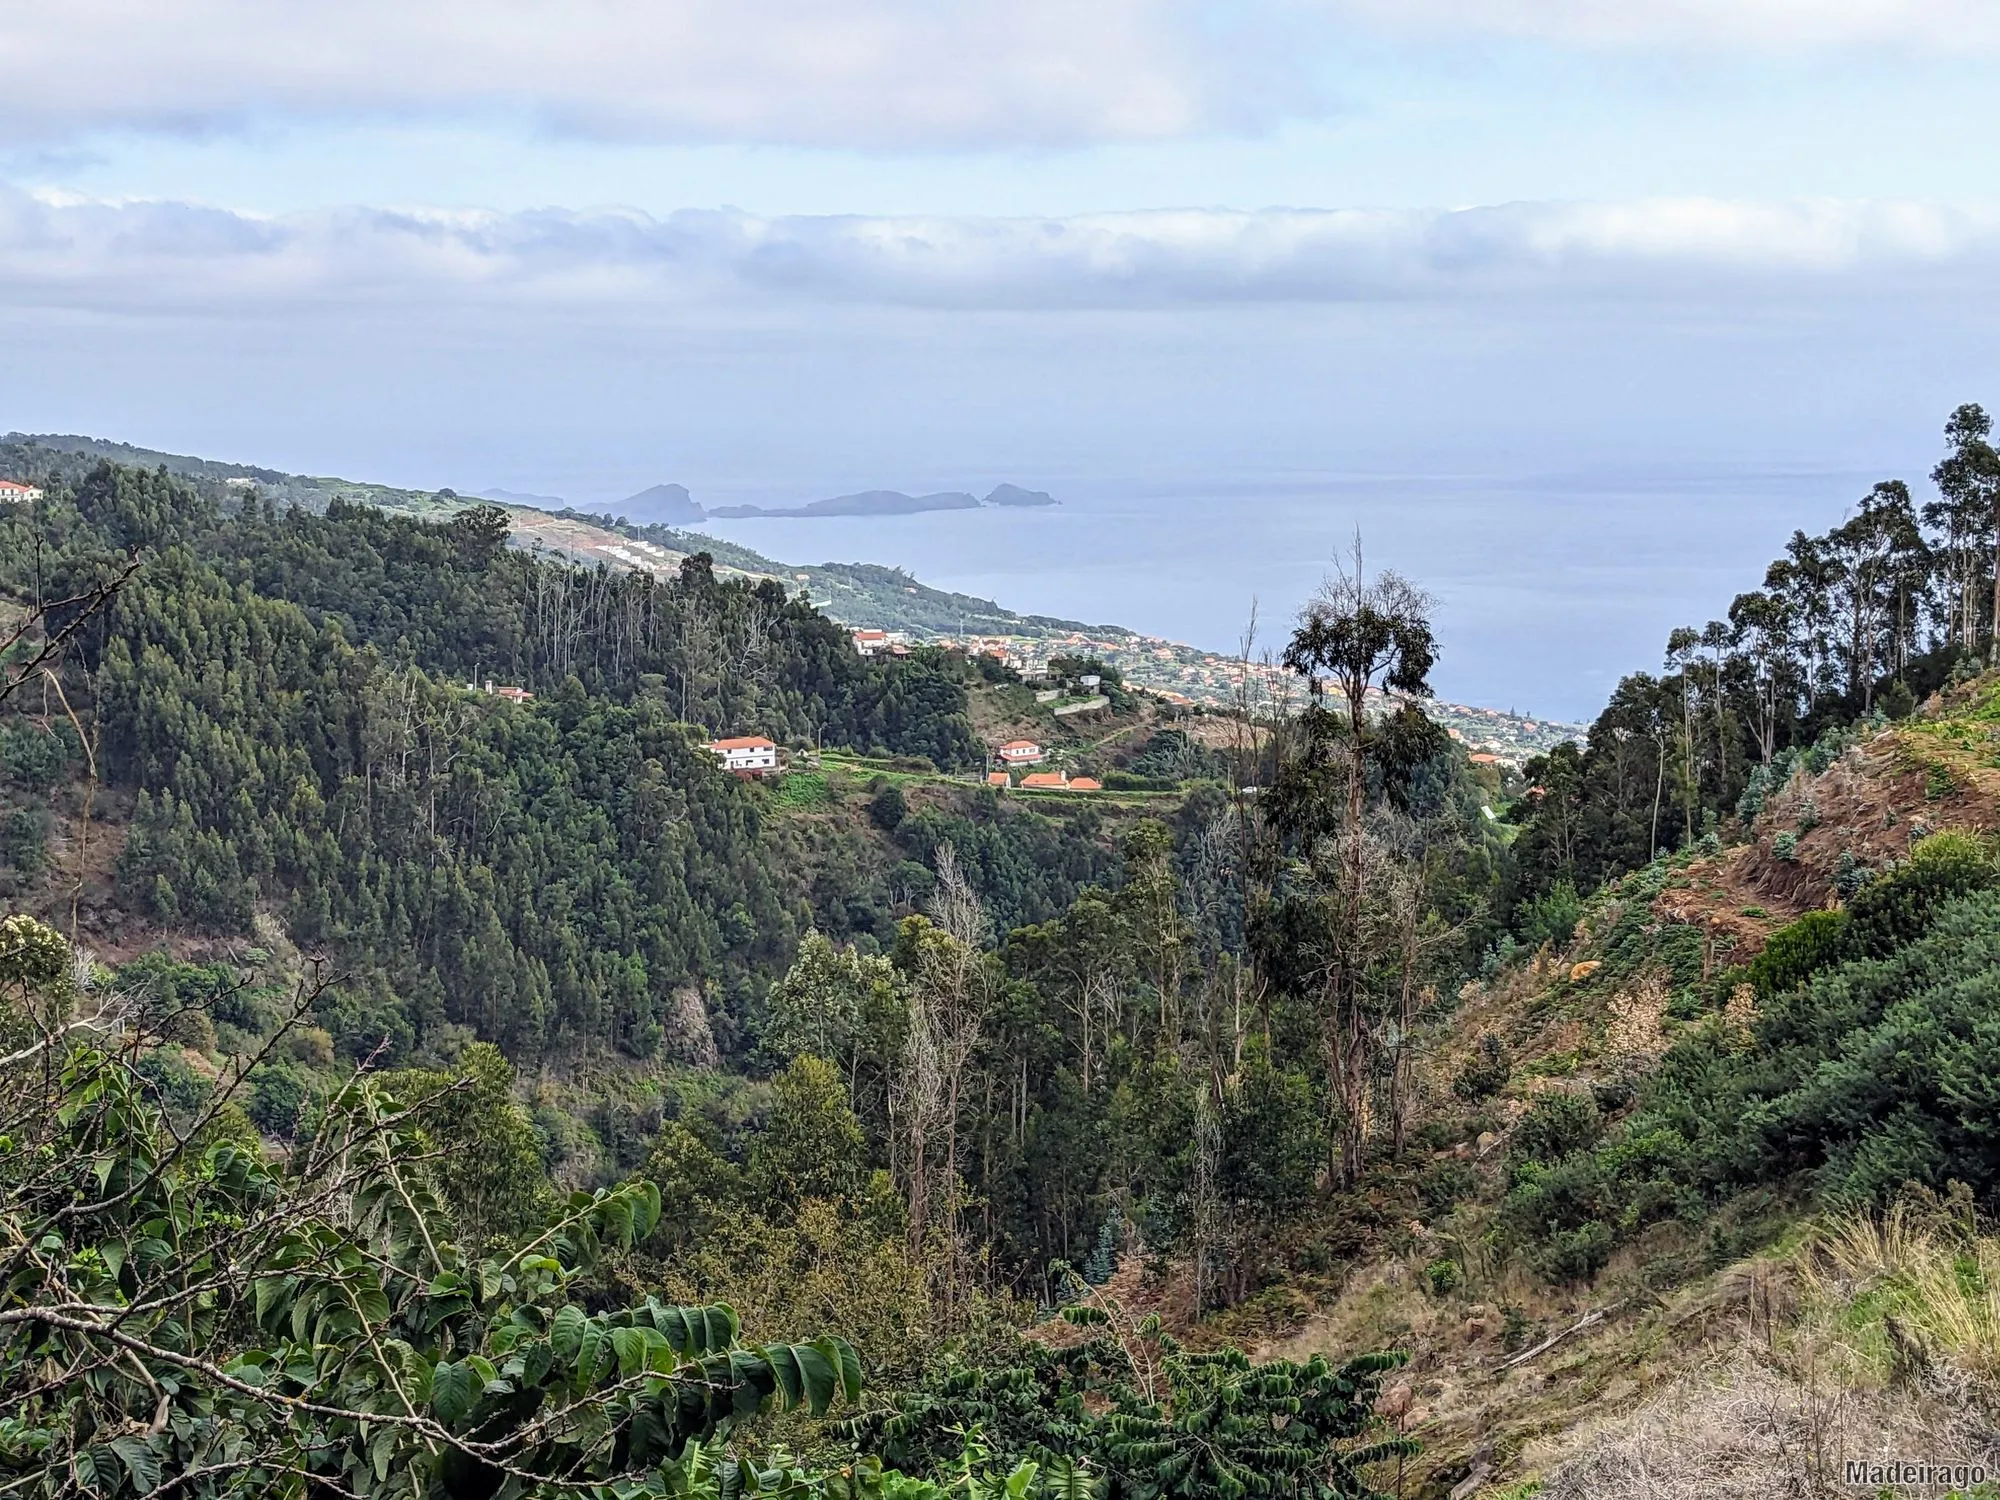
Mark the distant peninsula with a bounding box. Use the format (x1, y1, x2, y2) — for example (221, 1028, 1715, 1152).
(651, 482, 1057, 521)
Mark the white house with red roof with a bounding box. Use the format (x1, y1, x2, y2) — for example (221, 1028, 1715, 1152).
(707, 735, 780, 776)
(997, 738, 1044, 766)
(0, 479, 44, 504)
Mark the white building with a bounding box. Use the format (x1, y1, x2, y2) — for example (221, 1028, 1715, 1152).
(0, 480, 44, 504)
(852, 629, 890, 656)
(997, 739, 1045, 766)
(707, 735, 780, 776)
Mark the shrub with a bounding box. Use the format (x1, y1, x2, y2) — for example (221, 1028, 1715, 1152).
(1590, 1075, 1637, 1114)
(0, 724, 68, 790)
(1772, 831, 1799, 862)
(1104, 771, 1175, 792)
(134, 1050, 207, 1114)
(1834, 850, 1872, 900)
(1539, 1220, 1615, 1282)
(1419, 1160, 1478, 1215)
(0, 807, 47, 875)
(868, 783, 908, 830)
(1842, 831, 1995, 958)
(247, 1063, 310, 1137)
(1453, 1034, 1511, 1101)
(1747, 908, 1849, 999)
(1480, 933, 1520, 980)
(1510, 1092, 1601, 1170)
(1736, 761, 1777, 821)
(1424, 1258, 1462, 1296)
(1519, 881, 1583, 948)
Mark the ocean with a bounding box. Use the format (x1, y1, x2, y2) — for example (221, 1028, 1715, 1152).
(687, 463, 1887, 725)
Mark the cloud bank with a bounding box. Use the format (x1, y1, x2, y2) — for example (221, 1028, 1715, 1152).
(0, 0, 1298, 149)
(5, 2, 1990, 153)
(3, 190, 1996, 315)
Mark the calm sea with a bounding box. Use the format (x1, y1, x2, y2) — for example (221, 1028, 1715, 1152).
(688, 464, 1886, 725)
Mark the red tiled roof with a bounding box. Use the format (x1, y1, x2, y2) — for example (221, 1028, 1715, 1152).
(1066, 777, 1102, 791)
(1019, 772, 1066, 788)
(709, 736, 776, 751)
(986, 771, 1009, 786)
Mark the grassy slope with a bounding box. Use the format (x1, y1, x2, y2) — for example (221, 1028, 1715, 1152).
(1192, 677, 2000, 1497)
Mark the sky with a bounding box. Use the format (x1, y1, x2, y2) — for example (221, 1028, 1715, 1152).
(2, 2, 1997, 714)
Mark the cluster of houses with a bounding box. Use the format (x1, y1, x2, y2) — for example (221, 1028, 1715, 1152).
(691, 726, 1106, 792)
(850, 629, 912, 658)
(987, 738, 1099, 791)
(988, 769, 1101, 792)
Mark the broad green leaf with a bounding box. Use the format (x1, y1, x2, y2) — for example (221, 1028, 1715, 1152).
(814, 1335, 864, 1406)
(792, 1343, 837, 1416)
(108, 1436, 162, 1495)
(705, 1304, 739, 1353)
(612, 1326, 671, 1378)
(576, 1320, 608, 1383)
(764, 1344, 803, 1408)
(353, 1280, 391, 1325)
(431, 1361, 476, 1427)
(370, 1424, 398, 1483)
(550, 1304, 586, 1361)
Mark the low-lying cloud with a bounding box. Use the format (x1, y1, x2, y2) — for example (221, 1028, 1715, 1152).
(4, 190, 1996, 315)
(0, 0, 1297, 150)
(2, 3, 1988, 158)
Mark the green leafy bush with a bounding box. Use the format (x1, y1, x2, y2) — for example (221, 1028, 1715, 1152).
(1519, 881, 1583, 948)
(1420, 1160, 1479, 1216)
(1509, 1093, 1602, 1173)
(1746, 908, 1849, 1000)
(1453, 1033, 1511, 1101)
(870, 782, 909, 830)
(850, 1322, 1416, 1500)
(1424, 1258, 1462, 1295)
(0, 931, 867, 1499)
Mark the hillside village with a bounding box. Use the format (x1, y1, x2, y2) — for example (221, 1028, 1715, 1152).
(504, 503, 1580, 762)
(0, 432, 1579, 761)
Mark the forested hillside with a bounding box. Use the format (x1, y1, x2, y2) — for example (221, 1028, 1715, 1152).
(1506, 402, 2000, 918)
(7, 402, 2000, 1498)
(1, 453, 1460, 1497)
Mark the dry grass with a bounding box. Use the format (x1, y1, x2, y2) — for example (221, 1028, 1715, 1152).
(1801, 1202, 2000, 1386)
(1534, 1357, 1996, 1499)
(1530, 1207, 2000, 1497)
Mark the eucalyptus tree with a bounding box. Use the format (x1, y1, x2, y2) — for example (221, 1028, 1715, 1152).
(1925, 403, 2000, 656)
(1269, 547, 1441, 1186)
